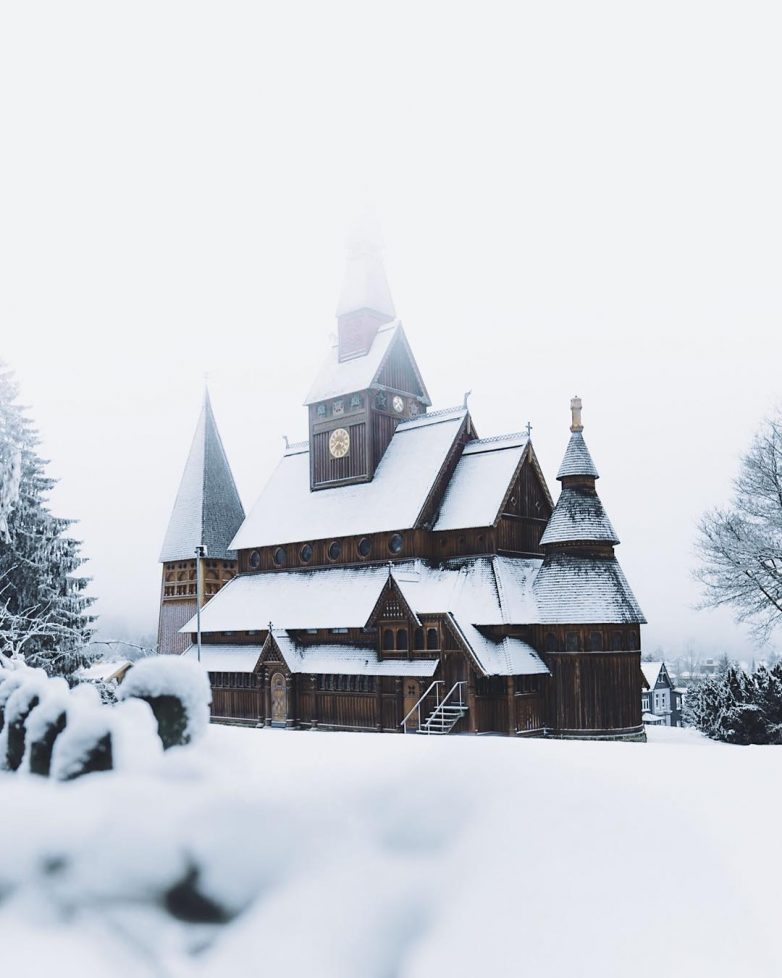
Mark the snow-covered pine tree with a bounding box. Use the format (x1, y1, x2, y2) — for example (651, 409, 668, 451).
(0, 362, 94, 677)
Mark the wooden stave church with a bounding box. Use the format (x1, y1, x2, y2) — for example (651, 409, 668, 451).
(157, 237, 646, 740)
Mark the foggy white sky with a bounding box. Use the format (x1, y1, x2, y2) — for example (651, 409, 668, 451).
(2, 1, 781, 657)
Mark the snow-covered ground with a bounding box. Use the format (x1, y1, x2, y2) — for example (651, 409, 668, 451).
(1, 725, 780, 978)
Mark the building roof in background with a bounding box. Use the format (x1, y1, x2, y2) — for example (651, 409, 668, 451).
(433, 434, 529, 531)
(159, 391, 245, 562)
(539, 487, 620, 547)
(230, 408, 467, 549)
(556, 431, 600, 480)
(641, 662, 665, 688)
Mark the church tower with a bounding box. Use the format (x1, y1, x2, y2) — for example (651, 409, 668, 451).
(535, 397, 646, 739)
(303, 221, 431, 490)
(157, 390, 245, 654)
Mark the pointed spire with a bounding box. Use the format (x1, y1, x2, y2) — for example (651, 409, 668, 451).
(336, 208, 396, 320)
(159, 391, 245, 563)
(335, 208, 396, 363)
(540, 398, 617, 548)
(557, 397, 599, 480)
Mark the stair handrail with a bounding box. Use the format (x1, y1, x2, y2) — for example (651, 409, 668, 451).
(401, 680, 443, 733)
(420, 681, 469, 734)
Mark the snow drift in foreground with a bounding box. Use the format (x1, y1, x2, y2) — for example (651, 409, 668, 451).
(0, 726, 780, 978)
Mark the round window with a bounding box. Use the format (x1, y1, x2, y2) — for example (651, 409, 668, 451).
(300, 543, 313, 563)
(328, 540, 342, 561)
(388, 533, 403, 555)
(357, 537, 372, 558)
(249, 550, 261, 570)
(273, 547, 287, 567)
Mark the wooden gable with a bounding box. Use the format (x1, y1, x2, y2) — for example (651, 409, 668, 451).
(365, 575, 421, 628)
(374, 328, 430, 404)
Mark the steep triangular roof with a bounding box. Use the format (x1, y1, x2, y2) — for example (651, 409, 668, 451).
(159, 391, 245, 562)
(539, 486, 619, 546)
(304, 321, 431, 406)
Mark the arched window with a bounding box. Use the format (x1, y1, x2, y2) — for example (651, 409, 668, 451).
(426, 627, 439, 650)
(545, 633, 558, 653)
(565, 631, 579, 652)
(588, 631, 603, 651)
(414, 627, 425, 650)
(396, 629, 409, 651)
(611, 632, 623, 651)
(382, 628, 394, 651)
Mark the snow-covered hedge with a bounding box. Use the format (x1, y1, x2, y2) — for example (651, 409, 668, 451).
(0, 655, 211, 778)
(117, 655, 212, 749)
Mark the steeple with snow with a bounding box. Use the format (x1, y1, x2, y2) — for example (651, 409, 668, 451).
(157, 390, 244, 654)
(539, 397, 619, 550)
(336, 210, 396, 362)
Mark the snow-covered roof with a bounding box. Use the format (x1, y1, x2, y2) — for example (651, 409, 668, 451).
(270, 632, 438, 677)
(642, 712, 664, 724)
(450, 618, 550, 677)
(159, 391, 245, 562)
(182, 645, 263, 673)
(305, 321, 399, 405)
(557, 431, 600, 480)
(641, 662, 664, 688)
(540, 487, 619, 547)
(230, 408, 467, 549)
(533, 553, 646, 625)
(77, 660, 132, 683)
(181, 551, 642, 639)
(433, 435, 528, 531)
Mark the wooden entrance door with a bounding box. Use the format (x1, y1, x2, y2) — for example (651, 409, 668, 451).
(271, 672, 287, 724)
(403, 679, 421, 730)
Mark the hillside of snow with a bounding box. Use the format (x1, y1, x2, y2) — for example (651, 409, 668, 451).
(1, 725, 780, 978)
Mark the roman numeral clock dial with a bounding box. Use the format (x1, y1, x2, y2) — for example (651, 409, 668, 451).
(328, 427, 350, 459)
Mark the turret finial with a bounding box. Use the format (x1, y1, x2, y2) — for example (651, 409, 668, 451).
(570, 396, 584, 433)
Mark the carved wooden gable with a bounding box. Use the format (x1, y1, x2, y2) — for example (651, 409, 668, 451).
(365, 576, 421, 628)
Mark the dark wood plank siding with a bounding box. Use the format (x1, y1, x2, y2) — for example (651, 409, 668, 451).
(544, 651, 642, 735)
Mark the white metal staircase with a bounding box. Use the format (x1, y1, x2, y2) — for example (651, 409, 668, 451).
(401, 681, 469, 735)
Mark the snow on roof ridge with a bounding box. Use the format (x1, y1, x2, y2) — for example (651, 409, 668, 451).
(283, 440, 309, 457)
(462, 432, 529, 454)
(396, 406, 466, 430)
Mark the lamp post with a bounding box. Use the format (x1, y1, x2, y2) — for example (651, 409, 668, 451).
(195, 544, 207, 663)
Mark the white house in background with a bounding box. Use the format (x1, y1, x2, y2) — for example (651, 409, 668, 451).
(641, 661, 684, 727)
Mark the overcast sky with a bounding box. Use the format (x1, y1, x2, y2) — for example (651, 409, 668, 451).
(2, 1, 781, 657)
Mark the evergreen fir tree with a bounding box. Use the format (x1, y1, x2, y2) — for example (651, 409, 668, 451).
(0, 362, 94, 677)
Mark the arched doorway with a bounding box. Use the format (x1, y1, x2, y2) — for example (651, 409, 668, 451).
(271, 672, 287, 725)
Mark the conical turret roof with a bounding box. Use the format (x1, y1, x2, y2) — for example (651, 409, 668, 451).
(556, 431, 600, 480)
(159, 391, 245, 563)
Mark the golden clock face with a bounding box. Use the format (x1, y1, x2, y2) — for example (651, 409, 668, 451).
(392, 395, 405, 414)
(329, 427, 350, 459)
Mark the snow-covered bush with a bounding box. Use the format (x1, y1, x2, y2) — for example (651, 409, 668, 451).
(118, 656, 211, 749)
(50, 697, 162, 780)
(3, 673, 65, 771)
(0, 666, 46, 731)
